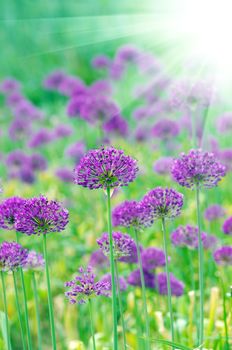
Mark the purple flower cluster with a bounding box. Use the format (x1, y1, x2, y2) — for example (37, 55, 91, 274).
(0, 241, 28, 272)
(103, 114, 128, 137)
(74, 146, 138, 190)
(142, 187, 183, 219)
(157, 272, 184, 297)
(153, 157, 173, 176)
(204, 205, 225, 221)
(15, 195, 69, 235)
(172, 149, 226, 189)
(141, 247, 167, 270)
(55, 168, 74, 183)
(222, 217, 232, 235)
(100, 273, 127, 292)
(65, 141, 86, 164)
(151, 119, 180, 140)
(64, 267, 110, 304)
(127, 268, 155, 289)
(24, 250, 45, 271)
(97, 231, 136, 260)
(112, 200, 153, 230)
(89, 250, 109, 269)
(0, 197, 26, 230)
(213, 246, 232, 265)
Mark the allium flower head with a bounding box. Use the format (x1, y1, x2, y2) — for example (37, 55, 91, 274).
(171, 149, 226, 189)
(213, 246, 232, 265)
(97, 231, 136, 260)
(141, 247, 167, 270)
(0, 197, 26, 230)
(142, 187, 183, 219)
(153, 157, 173, 176)
(15, 195, 69, 235)
(112, 200, 153, 230)
(157, 272, 184, 297)
(100, 273, 127, 292)
(89, 250, 109, 268)
(24, 250, 45, 271)
(64, 266, 110, 304)
(171, 225, 215, 250)
(0, 241, 28, 272)
(222, 217, 232, 235)
(204, 204, 225, 221)
(151, 119, 180, 139)
(127, 268, 155, 289)
(74, 146, 138, 190)
(55, 168, 74, 183)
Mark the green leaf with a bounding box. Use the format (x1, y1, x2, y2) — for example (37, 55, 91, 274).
(151, 338, 196, 350)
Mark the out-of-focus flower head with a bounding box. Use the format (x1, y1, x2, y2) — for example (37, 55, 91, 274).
(53, 124, 73, 139)
(151, 119, 180, 139)
(222, 217, 232, 235)
(65, 141, 86, 164)
(217, 112, 232, 133)
(100, 273, 127, 292)
(91, 55, 111, 69)
(24, 250, 45, 271)
(127, 268, 155, 289)
(204, 204, 225, 221)
(153, 157, 173, 176)
(0, 197, 26, 230)
(157, 272, 184, 297)
(89, 250, 109, 269)
(213, 246, 232, 265)
(103, 114, 128, 137)
(55, 168, 74, 183)
(0, 78, 21, 95)
(0, 241, 28, 272)
(141, 247, 167, 270)
(28, 128, 54, 148)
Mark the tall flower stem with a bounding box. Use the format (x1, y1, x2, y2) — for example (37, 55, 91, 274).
(114, 260, 127, 350)
(12, 271, 27, 350)
(32, 272, 42, 350)
(134, 228, 150, 350)
(43, 234, 56, 350)
(195, 184, 204, 349)
(88, 299, 96, 350)
(16, 232, 32, 350)
(220, 274, 229, 350)
(1, 271, 11, 350)
(106, 187, 118, 350)
(161, 217, 174, 348)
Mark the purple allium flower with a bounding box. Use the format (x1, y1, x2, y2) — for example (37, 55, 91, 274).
(74, 146, 138, 190)
(24, 250, 45, 271)
(64, 266, 110, 304)
(8, 118, 31, 141)
(91, 55, 111, 69)
(89, 80, 112, 96)
(6, 92, 25, 108)
(157, 272, 184, 297)
(89, 250, 109, 268)
(55, 168, 74, 183)
(0, 78, 21, 95)
(151, 119, 180, 139)
(118, 240, 140, 264)
(53, 124, 72, 139)
(65, 141, 86, 164)
(142, 187, 183, 219)
(204, 204, 225, 221)
(171, 225, 216, 250)
(171, 149, 226, 189)
(127, 268, 155, 289)
(19, 166, 35, 184)
(222, 217, 232, 235)
(0, 197, 26, 230)
(213, 246, 232, 265)
(6, 150, 28, 170)
(116, 45, 140, 63)
(134, 127, 150, 142)
(109, 61, 125, 80)
(100, 273, 127, 292)
(141, 247, 166, 270)
(29, 153, 47, 172)
(14, 100, 43, 120)
(0, 241, 28, 272)
(15, 195, 69, 236)
(28, 128, 54, 148)
(112, 200, 153, 230)
(97, 231, 136, 260)
(217, 112, 232, 133)
(43, 70, 67, 90)
(58, 76, 86, 97)
(103, 115, 128, 137)
(80, 96, 120, 124)
(153, 157, 173, 175)
(218, 149, 232, 172)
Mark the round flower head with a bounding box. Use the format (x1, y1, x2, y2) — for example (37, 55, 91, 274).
(157, 272, 184, 297)
(24, 250, 45, 271)
(89, 250, 109, 269)
(204, 204, 225, 221)
(153, 157, 173, 176)
(97, 231, 136, 260)
(0, 241, 28, 272)
(64, 266, 110, 304)
(74, 146, 138, 190)
(171, 149, 226, 189)
(142, 187, 183, 220)
(213, 246, 232, 265)
(15, 195, 69, 235)
(0, 197, 26, 230)
(112, 200, 153, 230)
(127, 268, 155, 289)
(222, 217, 232, 235)
(151, 119, 180, 140)
(100, 273, 127, 292)
(141, 247, 167, 270)
(171, 225, 215, 250)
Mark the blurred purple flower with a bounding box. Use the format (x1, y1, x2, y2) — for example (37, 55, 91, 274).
(0, 78, 21, 95)
(217, 113, 232, 133)
(89, 250, 109, 268)
(53, 124, 72, 139)
(8, 118, 31, 141)
(29, 153, 47, 172)
(222, 217, 232, 235)
(65, 141, 86, 164)
(152, 119, 180, 139)
(0, 241, 28, 272)
(213, 246, 232, 265)
(103, 114, 128, 137)
(100, 273, 127, 292)
(43, 70, 67, 90)
(24, 250, 45, 271)
(28, 128, 54, 148)
(204, 204, 225, 221)
(141, 247, 166, 270)
(153, 157, 173, 175)
(157, 272, 184, 297)
(91, 55, 111, 69)
(127, 268, 155, 289)
(0, 197, 26, 230)
(55, 168, 74, 183)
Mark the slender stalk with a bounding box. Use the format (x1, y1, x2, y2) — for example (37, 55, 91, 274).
(114, 260, 127, 350)
(32, 272, 42, 350)
(13, 271, 27, 350)
(1, 271, 11, 350)
(43, 234, 56, 350)
(106, 187, 118, 350)
(220, 277, 229, 350)
(16, 232, 32, 350)
(195, 184, 204, 349)
(88, 299, 96, 350)
(134, 228, 150, 350)
(161, 218, 175, 348)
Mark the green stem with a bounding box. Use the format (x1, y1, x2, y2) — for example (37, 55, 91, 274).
(13, 271, 27, 350)
(220, 277, 229, 350)
(195, 185, 204, 349)
(106, 187, 118, 350)
(161, 218, 175, 348)
(114, 260, 127, 350)
(43, 234, 56, 350)
(88, 299, 96, 350)
(16, 232, 32, 349)
(1, 271, 11, 350)
(134, 228, 150, 350)
(32, 272, 42, 350)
